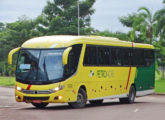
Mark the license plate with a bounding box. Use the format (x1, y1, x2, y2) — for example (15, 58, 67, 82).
(32, 100, 42, 103)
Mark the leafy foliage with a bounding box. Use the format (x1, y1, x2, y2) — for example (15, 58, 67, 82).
(120, 7, 157, 44)
(94, 30, 130, 41)
(36, 0, 95, 35)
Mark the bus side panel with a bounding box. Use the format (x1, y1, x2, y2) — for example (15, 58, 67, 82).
(81, 67, 136, 100)
(134, 64, 155, 92)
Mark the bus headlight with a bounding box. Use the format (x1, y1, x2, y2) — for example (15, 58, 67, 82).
(16, 86, 22, 92)
(51, 85, 65, 92)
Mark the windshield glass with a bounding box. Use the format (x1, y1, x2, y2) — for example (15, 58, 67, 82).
(16, 49, 64, 85)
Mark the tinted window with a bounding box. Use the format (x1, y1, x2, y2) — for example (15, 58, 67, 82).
(83, 44, 154, 67)
(144, 49, 154, 66)
(133, 49, 145, 66)
(97, 47, 110, 66)
(122, 48, 132, 66)
(83, 45, 97, 66)
(111, 48, 122, 66)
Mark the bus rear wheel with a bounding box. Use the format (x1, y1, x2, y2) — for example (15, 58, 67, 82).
(31, 103, 48, 109)
(89, 100, 103, 105)
(68, 88, 87, 108)
(119, 85, 136, 104)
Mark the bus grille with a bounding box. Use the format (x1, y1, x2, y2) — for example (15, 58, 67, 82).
(22, 90, 52, 94)
(24, 96, 49, 101)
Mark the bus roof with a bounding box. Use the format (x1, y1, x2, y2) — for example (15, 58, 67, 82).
(21, 35, 154, 49)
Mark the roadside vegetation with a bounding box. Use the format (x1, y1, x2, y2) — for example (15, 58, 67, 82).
(155, 78, 165, 93)
(0, 77, 15, 86)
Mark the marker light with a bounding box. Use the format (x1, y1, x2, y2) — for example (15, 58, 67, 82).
(16, 86, 22, 91)
(58, 96, 63, 100)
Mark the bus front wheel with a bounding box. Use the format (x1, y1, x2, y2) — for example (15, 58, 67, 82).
(31, 103, 49, 109)
(68, 88, 87, 108)
(119, 85, 136, 104)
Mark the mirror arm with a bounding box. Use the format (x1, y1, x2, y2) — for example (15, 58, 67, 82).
(8, 47, 21, 65)
(62, 47, 72, 65)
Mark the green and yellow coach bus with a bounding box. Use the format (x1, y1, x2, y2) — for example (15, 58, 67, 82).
(8, 35, 155, 108)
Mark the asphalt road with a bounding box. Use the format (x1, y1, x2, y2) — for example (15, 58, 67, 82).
(0, 86, 165, 120)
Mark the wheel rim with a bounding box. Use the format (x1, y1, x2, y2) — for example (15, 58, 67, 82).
(77, 93, 84, 104)
(130, 88, 135, 102)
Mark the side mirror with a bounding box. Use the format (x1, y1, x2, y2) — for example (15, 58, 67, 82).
(8, 47, 21, 65)
(62, 47, 72, 65)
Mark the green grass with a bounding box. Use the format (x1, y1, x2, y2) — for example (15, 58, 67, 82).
(155, 78, 165, 93)
(155, 72, 162, 80)
(0, 77, 15, 86)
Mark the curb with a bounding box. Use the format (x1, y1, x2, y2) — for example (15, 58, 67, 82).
(153, 93, 165, 96)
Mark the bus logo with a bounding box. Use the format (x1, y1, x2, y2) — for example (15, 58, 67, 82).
(90, 70, 94, 77)
(97, 70, 114, 78)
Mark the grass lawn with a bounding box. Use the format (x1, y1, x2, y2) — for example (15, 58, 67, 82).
(155, 78, 165, 93)
(0, 77, 15, 86)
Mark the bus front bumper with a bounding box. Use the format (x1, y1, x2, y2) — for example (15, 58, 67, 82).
(15, 89, 77, 103)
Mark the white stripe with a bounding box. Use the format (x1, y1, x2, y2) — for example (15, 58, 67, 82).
(136, 89, 154, 97)
(88, 94, 128, 101)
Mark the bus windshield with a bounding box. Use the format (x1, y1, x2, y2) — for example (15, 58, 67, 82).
(16, 49, 64, 85)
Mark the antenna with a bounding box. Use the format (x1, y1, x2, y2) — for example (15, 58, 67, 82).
(78, 0, 80, 36)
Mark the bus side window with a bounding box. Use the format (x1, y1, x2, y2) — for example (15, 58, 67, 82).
(144, 49, 154, 66)
(133, 49, 145, 66)
(97, 47, 110, 66)
(111, 48, 122, 66)
(83, 45, 97, 66)
(122, 48, 132, 66)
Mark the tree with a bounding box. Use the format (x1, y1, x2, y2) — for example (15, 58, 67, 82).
(156, 40, 165, 78)
(36, 0, 95, 35)
(120, 7, 157, 44)
(0, 22, 5, 32)
(154, 8, 165, 41)
(138, 7, 157, 44)
(94, 30, 130, 41)
(0, 16, 41, 76)
(120, 13, 146, 43)
(154, 4, 165, 78)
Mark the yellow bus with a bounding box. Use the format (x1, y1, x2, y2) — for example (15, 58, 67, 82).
(8, 35, 155, 108)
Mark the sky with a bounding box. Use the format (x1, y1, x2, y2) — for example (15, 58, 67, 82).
(0, 0, 164, 33)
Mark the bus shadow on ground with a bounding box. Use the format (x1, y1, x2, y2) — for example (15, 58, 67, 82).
(21, 101, 149, 111)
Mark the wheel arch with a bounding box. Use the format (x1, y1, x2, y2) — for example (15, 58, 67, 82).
(78, 84, 88, 99)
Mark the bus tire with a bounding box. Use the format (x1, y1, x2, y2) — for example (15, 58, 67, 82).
(119, 85, 136, 104)
(68, 88, 87, 108)
(89, 100, 103, 105)
(31, 103, 48, 109)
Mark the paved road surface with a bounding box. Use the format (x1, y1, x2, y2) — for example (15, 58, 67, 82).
(0, 86, 165, 120)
